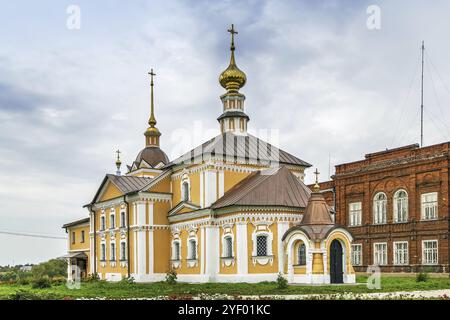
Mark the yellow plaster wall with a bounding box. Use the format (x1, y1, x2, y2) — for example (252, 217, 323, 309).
(224, 171, 251, 193)
(147, 175, 171, 193)
(153, 201, 170, 225)
(99, 183, 123, 202)
(68, 225, 90, 251)
(153, 229, 170, 273)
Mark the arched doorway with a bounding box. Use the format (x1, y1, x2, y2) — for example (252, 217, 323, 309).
(330, 240, 343, 284)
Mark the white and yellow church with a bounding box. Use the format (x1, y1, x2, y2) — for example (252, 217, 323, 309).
(63, 25, 355, 284)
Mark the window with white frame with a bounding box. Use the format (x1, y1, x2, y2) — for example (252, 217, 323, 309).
(182, 181, 190, 201)
(172, 241, 181, 261)
(110, 214, 115, 229)
(422, 240, 438, 265)
(100, 216, 106, 231)
(393, 242, 408, 265)
(393, 190, 408, 223)
(81, 230, 85, 243)
(373, 242, 387, 265)
(256, 234, 268, 257)
(188, 239, 197, 260)
(373, 193, 387, 224)
(351, 244, 362, 266)
(120, 241, 127, 261)
(110, 242, 116, 261)
(223, 236, 233, 258)
(100, 243, 106, 261)
(297, 243, 306, 265)
(120, 211, 126, 228)
(421, 192, 438, 220)
(349, 202, 362, 226)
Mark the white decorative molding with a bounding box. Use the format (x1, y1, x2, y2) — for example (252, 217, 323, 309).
(187, 259, 198, 268)
(252, 255, 274, 266)
(221, 257, 235, 267)
(171, 260, 181, 269)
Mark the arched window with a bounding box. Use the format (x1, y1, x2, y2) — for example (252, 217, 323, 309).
(182, 181, 189, 201)
(394, 190, 408, 222)
(110, 243, 116, 261)
(373, 192, 387, 224)
(188, 239, 197, 260)
(120, 211, 126, 228)
(100, 216, 106, 231)
(224, 236, 233, 258)
(110, 214, 115, 229)
(120, 242, 127, 261)
(298, 243, 306, 265)
(173, 241, 181, 261)
(256, 234, 268, 257)
(100, 243, 106, 261)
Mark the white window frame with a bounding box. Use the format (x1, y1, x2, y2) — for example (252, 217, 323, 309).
(120, 210, 126, 228)
(393, 241, 409, 265)
(422, 240, 438, 265)
(297, 242, 307, 266)
(100, 215, 106, 231)
(373, 192, 387, 224)
(222, 234, 234, 258)
(172, 240, 181, 261)
(351, 244, 362, 266)
(181, 174, 191, 202)
(349, 202, 362, 226)
(393, 189, 408, 223)
(110, 242, 116, 261)
(373, 242, 387, 266)
(100, 243, 106, 261)
(119, 240, 127, 261)
(421, 192, 438, 220)
(110, 213, 115, 229)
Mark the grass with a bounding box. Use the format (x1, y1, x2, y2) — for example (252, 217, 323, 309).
(0, 275, 449, 300)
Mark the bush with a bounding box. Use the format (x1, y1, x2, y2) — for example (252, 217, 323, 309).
(119, 276, 135, 285)
(9, 289, 58, 300)
(31, 259, 67, 279)
(416, 272, 429, 282)
(31, 276, 52, 289)
(276, 272, 288, 289)
(166, 269, 177, 285)
(51, 276, 66, 286)
(0, 271, 18, 283)
(17, 277, 31, 286)
(84, 273, 100, 282)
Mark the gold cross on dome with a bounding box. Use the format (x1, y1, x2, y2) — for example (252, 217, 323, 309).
(148, 68, 156, 85)
(227, 24, 238, 49)
(116, 149, 121, 161)
(314, 168, 320, 184)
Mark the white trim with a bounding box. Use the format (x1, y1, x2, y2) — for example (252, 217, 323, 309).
(393, 241, 409, 265)
(422, 239, 439, 265)
(373, 242, 388, 266)
(236, 222, 248, 274)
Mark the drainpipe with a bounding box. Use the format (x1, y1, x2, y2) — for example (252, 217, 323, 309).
(123, 195, 131, 278)
(87, 205, 97, 276)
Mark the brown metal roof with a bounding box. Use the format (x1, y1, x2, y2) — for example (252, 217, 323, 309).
(62, 217, 89, 229)
(166, 132, 311, 168)
(107, 174, 153, 194)
(134, 146, 169, 168)
(211, 166, 311, 209)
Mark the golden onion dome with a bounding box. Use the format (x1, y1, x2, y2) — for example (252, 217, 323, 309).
(219, 24, 246, 93)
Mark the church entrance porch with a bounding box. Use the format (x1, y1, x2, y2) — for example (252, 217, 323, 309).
(330, 239, 343, 284)
(63, 252, 88, 281)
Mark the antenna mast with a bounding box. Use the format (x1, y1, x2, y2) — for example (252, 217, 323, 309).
(420, 41, 425, 147)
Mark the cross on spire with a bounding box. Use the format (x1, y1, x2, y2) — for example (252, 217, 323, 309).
(148, 68, 156, 127)
(116, 149, 121, 161)
(115, 149, 122, 175)
(227, 24, 238, 50)
(313, 168, 320, 192)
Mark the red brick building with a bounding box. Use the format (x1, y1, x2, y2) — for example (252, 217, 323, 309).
(316, 142, 450, 273)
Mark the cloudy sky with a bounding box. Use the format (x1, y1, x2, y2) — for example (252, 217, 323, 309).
(1, 0, 450, 265)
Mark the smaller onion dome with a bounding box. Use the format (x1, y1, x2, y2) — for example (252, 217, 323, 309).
(219, 24, 246, 93)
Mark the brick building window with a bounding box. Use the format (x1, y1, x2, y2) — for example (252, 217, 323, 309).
(351, 244, 362, 266)
(421, 192, 438, 220)
(349, 202, 362, 226)
(373, 192, 387, 224)
(373, 242, 387, 265)
(393, 190, 408, 223)
(393, 241, 408, 265)
(422, 240, 438, 265)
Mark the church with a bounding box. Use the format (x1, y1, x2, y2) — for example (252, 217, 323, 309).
(62, 25, 356, 284)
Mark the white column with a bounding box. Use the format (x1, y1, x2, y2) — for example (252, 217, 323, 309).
(148, 230, 154, 274)
(236, 222, 248, 275)
(136, 201, 147, 276)
(200, 227, 206, 274)
(277, 222, 290, 273)
(200, 172, 204, 208)
(204, 225, 219, 280)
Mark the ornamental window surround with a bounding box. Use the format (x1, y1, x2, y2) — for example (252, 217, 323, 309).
(188, 239, 197, 260)
(349, 202, 362, 226)
(223, 236, 233, 258)
(373, 192, 387, 224)
(120, 211, 126, 228)
(393, 241, 408, 265)
(110, 242, 116, 261)
(172, 241, 181, 261)
(181, 174, 190, 202)
(100, 243, 106, 261)
(421, 192, 438, 220)
(393, 190, 408, 223)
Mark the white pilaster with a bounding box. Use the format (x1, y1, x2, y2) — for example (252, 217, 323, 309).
(200, 172, 204, 208)
(277, 222, 289, 273)
(204, 225, 219, 280)
(200, 227, 205, 274)
(236, 222, 248, 274)
(148, 230, 154, 274)
(204, 170, 217, 207)
(218, 171, 224, 198)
